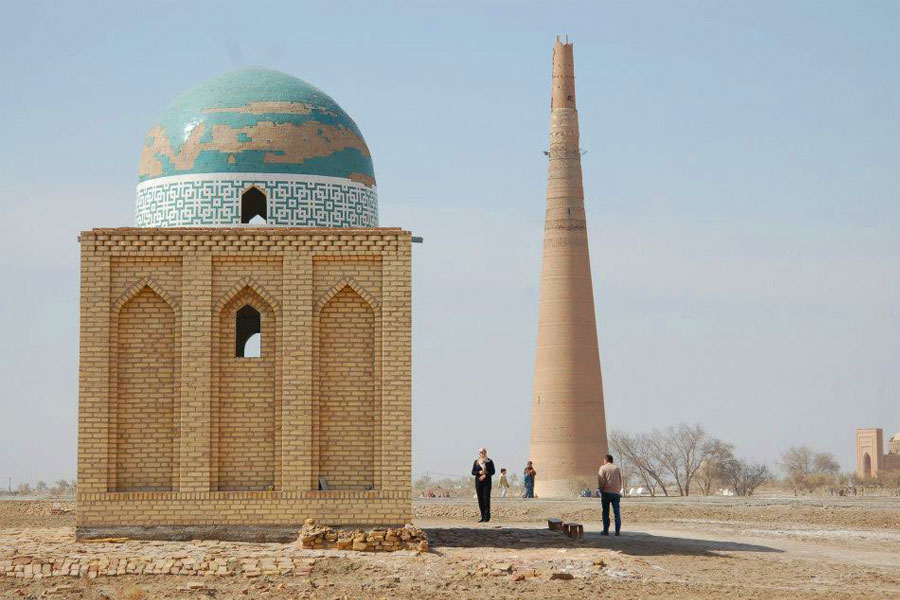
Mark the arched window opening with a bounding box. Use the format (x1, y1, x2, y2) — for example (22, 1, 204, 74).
(235, 305, 261, 357)
(241, 187, 267, 224)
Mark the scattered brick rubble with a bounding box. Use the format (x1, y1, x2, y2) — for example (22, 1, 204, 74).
(297, 519, 428, 552)
(1, 552, 316, 580)
(0, 529, 320, 580)
(0, 522, 428, 581)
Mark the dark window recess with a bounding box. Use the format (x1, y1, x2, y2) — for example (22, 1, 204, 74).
(235, 305, 261, 358)
(241, 188, 267, 224)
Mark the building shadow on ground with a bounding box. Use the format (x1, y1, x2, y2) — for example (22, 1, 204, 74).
(424, 527, 783, 558)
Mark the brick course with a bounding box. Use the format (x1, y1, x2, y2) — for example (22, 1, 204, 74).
(77, 227, 412, 533)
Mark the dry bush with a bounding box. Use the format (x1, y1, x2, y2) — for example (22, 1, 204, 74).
(876, 471, 900, 495)
(719, 458, 770, 496)
(780, 446, 842, 494)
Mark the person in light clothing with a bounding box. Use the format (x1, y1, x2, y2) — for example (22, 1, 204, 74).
(498, 468, 510, 498)
(597, 454, 623, 536)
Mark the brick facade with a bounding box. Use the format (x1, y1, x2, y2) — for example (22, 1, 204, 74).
(77, 227, 412, 535)
(856, 428, 900, 479)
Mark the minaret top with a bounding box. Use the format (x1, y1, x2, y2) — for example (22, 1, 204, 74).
(552, 37, 576, 110)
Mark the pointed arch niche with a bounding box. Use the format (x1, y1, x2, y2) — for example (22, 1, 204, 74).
(241, 186, 268, 224)
(212, 281, 281, 491)
(313, 279, 381, 491)
(109, 279, 181, 492)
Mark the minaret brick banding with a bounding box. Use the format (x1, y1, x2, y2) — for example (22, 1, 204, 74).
(529, 38, 609, 497)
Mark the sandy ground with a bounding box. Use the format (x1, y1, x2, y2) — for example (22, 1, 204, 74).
(1, 495, 899, 599)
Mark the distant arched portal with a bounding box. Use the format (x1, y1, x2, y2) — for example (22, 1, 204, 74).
(241, 187, 267, 224)
(863, 452, 872, 479)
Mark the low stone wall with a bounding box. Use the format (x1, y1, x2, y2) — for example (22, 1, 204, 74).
(297, 520, 428, 552)
(2, 555, 314, 579)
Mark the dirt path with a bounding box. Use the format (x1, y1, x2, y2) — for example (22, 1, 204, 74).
(1, 497, 899, 598)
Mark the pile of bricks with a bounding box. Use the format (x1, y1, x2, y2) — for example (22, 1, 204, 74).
(297, 520, 428, 552)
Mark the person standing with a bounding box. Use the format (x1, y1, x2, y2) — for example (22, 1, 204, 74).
(471, 448, 496, 522)
(523, 461, 537, 498)
(597, 454, 623, 536)
(498, 468, 510, 498)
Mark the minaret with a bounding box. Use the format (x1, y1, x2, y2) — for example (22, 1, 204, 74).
(529, 37, 608, 497)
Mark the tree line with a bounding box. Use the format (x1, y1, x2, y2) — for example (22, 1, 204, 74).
(609, 423, 771, 497)
(2, 479, 76, 497)
(611, 423, 900, 497)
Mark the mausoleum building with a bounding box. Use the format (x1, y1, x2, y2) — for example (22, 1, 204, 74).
(77, 68, 412, 539)
(856, 428, 900, 480)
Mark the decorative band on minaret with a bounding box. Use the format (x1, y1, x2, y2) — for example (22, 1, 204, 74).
(529, 37, 609, 497)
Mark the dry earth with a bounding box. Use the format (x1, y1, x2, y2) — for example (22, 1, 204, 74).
(1, 495, 899, 599)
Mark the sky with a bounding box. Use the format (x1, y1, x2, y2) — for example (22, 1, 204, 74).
(0, 0, 898, 486)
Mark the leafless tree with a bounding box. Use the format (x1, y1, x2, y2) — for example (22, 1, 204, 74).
(609, 430, 669, 496)
(720, 458, 770, 496)
(644, 423, 720, 496)
(813, 453, 840, 476)
(695, 439, 735, 495)
(780, 446, 841, 493)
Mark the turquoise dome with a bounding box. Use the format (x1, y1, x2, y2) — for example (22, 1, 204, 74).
(139, 67, 375, 187)
(135, 68, 378, 228)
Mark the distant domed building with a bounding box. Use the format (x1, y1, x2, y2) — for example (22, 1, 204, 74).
(136, 67, 377, 227)
(77, 67, 412, 540)
(891, 431, 900, 455)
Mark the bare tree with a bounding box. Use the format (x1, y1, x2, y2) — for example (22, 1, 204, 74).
(720, 458, 770, 496)
(695, 439, 735, 495)
(644, 423, 719, 496)
(813, 453, 840, 476)
(780, 446, 841, 493)
(609, 430, 669, 496)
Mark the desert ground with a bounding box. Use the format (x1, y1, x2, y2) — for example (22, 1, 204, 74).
(2, 495, 899, 599)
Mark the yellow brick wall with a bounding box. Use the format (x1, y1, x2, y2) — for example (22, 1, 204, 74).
(318, 287, 376, 489)
(215, 289, 277, 491)
(114, 287, 177, 491)
(77, 228, 412, 528)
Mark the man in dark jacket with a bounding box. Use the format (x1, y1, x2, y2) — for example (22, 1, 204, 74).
(471, 447, 496, 522)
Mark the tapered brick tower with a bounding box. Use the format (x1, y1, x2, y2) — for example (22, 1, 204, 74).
(529, 38, 608, 497)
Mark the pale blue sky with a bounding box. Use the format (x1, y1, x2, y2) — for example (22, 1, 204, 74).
(1, 1, 898, 484)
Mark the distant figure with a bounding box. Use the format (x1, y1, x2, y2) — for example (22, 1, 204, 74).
(523, 461, 537, 498)
(498, 468, 510, 498)
(471, 448, 496, 522)
(597, 454, 623, 536)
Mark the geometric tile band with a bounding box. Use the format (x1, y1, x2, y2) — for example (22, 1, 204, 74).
(135, 172, 378, 227)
